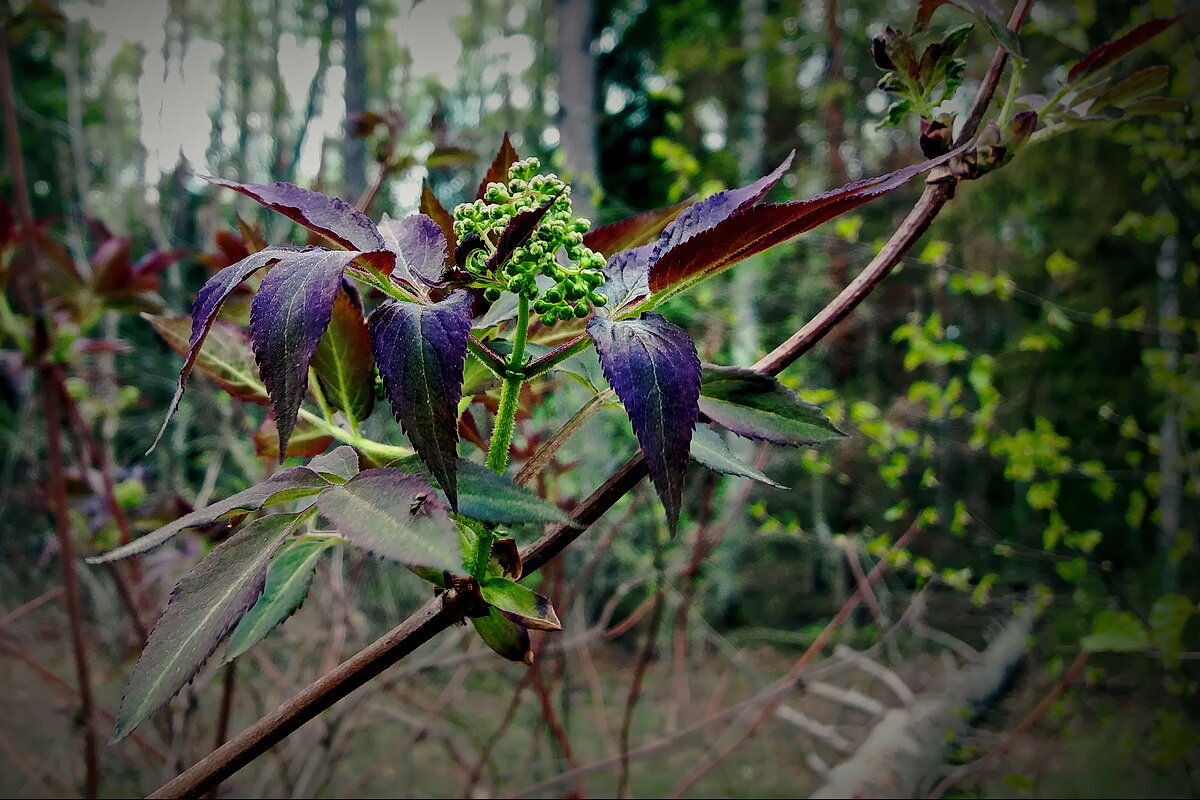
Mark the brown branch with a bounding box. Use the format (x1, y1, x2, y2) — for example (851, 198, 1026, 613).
(0, 587, 63, 632)
(145, 4, 1039, 794)
(203, 663, 237, 799)
(0, 15, 99, 796)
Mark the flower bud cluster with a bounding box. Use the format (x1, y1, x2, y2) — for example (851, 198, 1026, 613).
(453, 158, 608, 326)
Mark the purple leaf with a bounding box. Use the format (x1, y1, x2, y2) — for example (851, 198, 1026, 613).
(317, 469, 461, 571)
(648, 151, 958, 301)
(1067, 16, 1180, 84)
(369, 291, 473, 509)
(587, 314, 700, 532)
(146, 314, 269, 405)
(113, 512, 303, 741)
(149, 247, 305, 452)
(208, 178, 385, 252)
(476, 133, 520, 200)
(485, 193, 561, 272)
(250, 250, 366, 458)
(648, 153, 794, 264)
(378, 213, 449, 292)
(582, 200, 689, 258)
(597, 243, 655, 316)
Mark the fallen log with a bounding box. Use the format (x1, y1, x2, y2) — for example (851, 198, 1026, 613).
(810, 602, 1039, 798)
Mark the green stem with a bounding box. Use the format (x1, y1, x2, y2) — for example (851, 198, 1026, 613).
(476, 295, 532, 578)
(485, 294, 530, 473)
(297, 409, 412, 463)
(997, 59, 1024, 127)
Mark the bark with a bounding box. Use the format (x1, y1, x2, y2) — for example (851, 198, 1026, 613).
(810, 603, 1039, 799)
(555, 0, 598, 220)
(340, 0, 368, 200)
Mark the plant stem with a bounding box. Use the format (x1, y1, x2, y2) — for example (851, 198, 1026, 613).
(297, 409, 412, 463)
(485, 294, 529, 473)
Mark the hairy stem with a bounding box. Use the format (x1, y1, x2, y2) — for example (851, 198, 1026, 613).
(485, 294, 530, 472)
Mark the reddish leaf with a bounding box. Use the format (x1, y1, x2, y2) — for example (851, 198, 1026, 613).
(1067, 16, 1180, 84)
(150, 247, 304, 451)
(582, 200, 690, 258)
(311, 285, 376, 424)
(208, 178, 385, 252)
(377, 213, 448, 292)
(647, 151, 957, 302)
(649, 153, 794, 263)
(253, 415, 335, 461)
(369, 291, 473, 509)
(587, 314, 700, 532)
(146, 314, 269, 405)
(250, 250, 366, 458)
(420, 180, 458, 256)
(475, 133, 520, 200)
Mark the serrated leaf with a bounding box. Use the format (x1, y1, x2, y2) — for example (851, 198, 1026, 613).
(146, 314, 269, 405)
(208, 178, 385, 252)
(253, 415, 334, 460)
(475, 133, 520, 200)
(472, 607, 533, 663)
(587, 314, 700, 532)
(1092, 65, 1170, 110)
(647, 151, 956, 304)
(369, 291, 473, 509)
(420, 180, 457, 255)
(87, 467, 331, 564)
(1067, 16, 1180, 84)
(389, 456, 576, 526)
(689, 425, 787, 489)
(317, 469, 460, 571)
(113, 512, 303, 741)
(583, 200, 689, 258)
(1150, 594, 1194, 667)
(480, 577, 562, 631)
(250, 250, 364, 458)
(311, 285, 375, 424)
(150, 247, 302, 450)
(699, 366, 846, 446)
(1081, 610, 1152, 652)
(650, 155, 794, 264)
(377, 213, 448, 292)
(225, 537, 336, 660)
(307, 445, 360, 482)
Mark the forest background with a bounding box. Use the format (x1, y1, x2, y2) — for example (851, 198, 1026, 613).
(0, 0, 1197, 797)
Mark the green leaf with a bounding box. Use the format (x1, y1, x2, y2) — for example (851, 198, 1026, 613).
(390, 456, 577, 527)
(311, 286, 376, 424)
(699, 366, 846, 446)
(146, 314, 269, 405)
(87, 465, 332, 563)
(689, 425, 787, 489)
(225, 537, 337, 660)
(480, 577, 562, 631)
(317, 468, 461, 571)
(114, 512, 304, 741)
(471, 606, 533, 663)
(1081, 610, 1152, 652)
(1150, 594, 1194, 667)
(1092, 65, 1170, 110)
(307, 445, 361, 483)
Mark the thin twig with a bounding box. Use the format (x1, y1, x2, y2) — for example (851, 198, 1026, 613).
(0, 588, 63, 632)
(204, 662, 237, 799)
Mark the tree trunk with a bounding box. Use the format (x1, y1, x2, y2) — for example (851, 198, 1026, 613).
(810, 603, 1039, 798)
(340, 0, 367, 201)
(555, 0, 598, 220)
